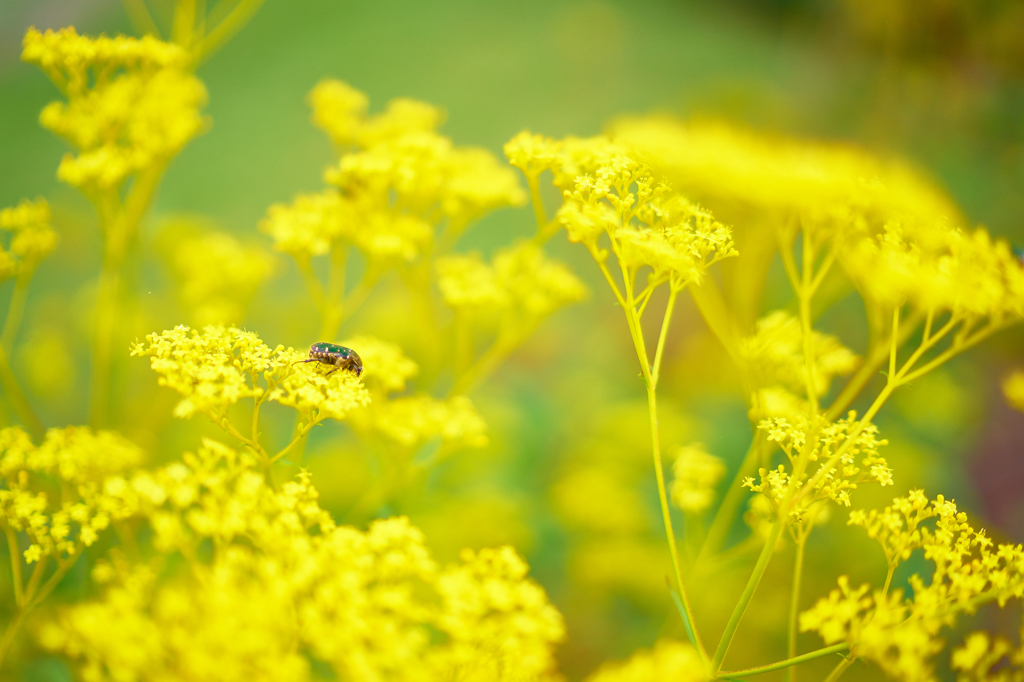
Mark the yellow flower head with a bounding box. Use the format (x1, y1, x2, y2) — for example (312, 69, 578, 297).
(434, 546, 565, 678)
(259, 190, 349, 259)
(0, 197, 58, 277)
(741, 310, 859, 399)
(747, 412, 891, 511)
(492, 241, 588, 320)
(670, 443, 727, 514)
(543, 134, 736, 287)
(24, 28, 207, 192)
(504, 131, 563, 178)
(436, 252, 509, 310)
(373, 395, 487, 450)
(585, 639, 708, 682)
(131, 325, 370, 422)
(0, 426, 147, 563)
(159, 219, 276, 326)
(308, 79, 369, 147)
(339, 335, 418, 395)
(1003, 369, 1024, 414)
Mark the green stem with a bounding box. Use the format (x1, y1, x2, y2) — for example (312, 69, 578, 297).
(269, 417, 320, 464)
(717, 643, 848, 679)
(0, 345, 44, 440)
(644, 375, 708, 666)
(786, 533, 807, 682)
(0, 607, 26, 671)
(696, 434, 762, 566)
(318, 246, 347, 340)
(5, 527, 23, 607)
(798, 229, 819, 413)
(2, 273, 32, 354)
(295, 256, 327, 314)
(449, 328, 524, 396)
(526, 174, 548, 236)
(122, 0, 163, 37)
(618, 275, 707, 666)
(89, 164, 165, 429)
(822, 655, 856, 682)
(825, 309, 922, 421)
(191, 0, 265, 65)
(712, 499, 787, 672)
(651, 288, 678, 388)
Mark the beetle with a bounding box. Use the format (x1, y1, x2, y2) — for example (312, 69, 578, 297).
(298, 342, 363, 378)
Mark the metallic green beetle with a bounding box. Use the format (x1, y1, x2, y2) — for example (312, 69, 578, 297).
(298, 342, 363, 377)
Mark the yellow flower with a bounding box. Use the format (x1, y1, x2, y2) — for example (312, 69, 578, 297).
(43, 440, 564, 682)
(747, 412, 891, 511)
(504, 131, 562, 178)
(308, 79, 369, 147)
(340, 335, 418, 395)
(372, 395, 487, 450)
(259, 189, 349, 258)
(433, 546, 565, 679)
(0, 198, 58, 278)
(268, 347, 371, 422)
(436, 252, 509, 310)
(158, 219, 276, 326)
(585, 639, 708, 682)
(740, 310, 859, 399)
(131, 325, 370, 423)
(539, 134, 736, 289)
(0, 426, 147, 564)
(24, 27, 207, 192)
(1003, 369, 1024, 414)
(437, 241, 586, 325)
(670, 444, 726, 514)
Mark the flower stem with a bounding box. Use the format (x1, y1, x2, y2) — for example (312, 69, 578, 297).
(786, 533, 808, 682)
(90, 164, 165, 428)
(4, 527, 23, 607)
(651, 288, 679, 388)
(696, 434, 762, 566)
(2, 273, 32, 354)
(716, 643, 848, 679)
(0, 345, 44, 440)
(822, 655, 856, 682)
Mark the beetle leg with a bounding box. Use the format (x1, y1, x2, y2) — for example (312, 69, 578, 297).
(296, 358, 319, 364)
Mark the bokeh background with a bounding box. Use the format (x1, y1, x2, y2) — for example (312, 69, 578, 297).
(1, 1, 1022, 680)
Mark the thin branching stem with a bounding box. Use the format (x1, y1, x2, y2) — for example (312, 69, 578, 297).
(651, 288, 679, 388)
(786, 532, 808, 682)
(717, 643, 849, 679)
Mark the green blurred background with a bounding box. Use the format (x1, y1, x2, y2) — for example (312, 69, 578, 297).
(1, 1, 1023, 679)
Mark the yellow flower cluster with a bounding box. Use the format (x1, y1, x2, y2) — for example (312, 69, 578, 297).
(0, 426, 145, 563)
(262, 80, 524, 264)
(22, 27, 206, 192)
(741, 310, 859, 400)
(130, 325, 369, 423)
(584, 639, 707, 682)
(1004, 370, 1024, 414)
(802, 491, 1024, 681)
(0, 198, 58, 280)
(340, 335, 419, 395)
(745, 412, 891, 512)
(41, 439, 564, 681)
(437, 241, 587, 322)
(517, 131, 737, 289)
(845, 220, 1024, 323)
(371, 395, 488, 450)
(670, 443, 726, 514)
(608, 117, 959, 235)
(158, 221, 276, 326)
(951, 631, 1024, 682)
